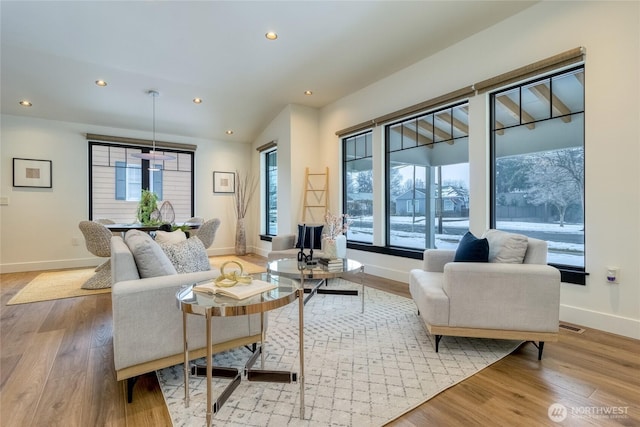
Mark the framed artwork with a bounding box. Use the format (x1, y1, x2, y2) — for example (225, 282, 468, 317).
(13, 158, 52, 188)
(213, 171, 235, 193)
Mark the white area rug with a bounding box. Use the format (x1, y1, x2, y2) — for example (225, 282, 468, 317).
(158, 279, 520, 426)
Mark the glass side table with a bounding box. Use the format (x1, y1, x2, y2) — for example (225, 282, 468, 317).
(176, 273, 305, 427)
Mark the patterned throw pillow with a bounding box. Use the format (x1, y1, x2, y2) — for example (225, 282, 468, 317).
(160, 236, 211, 274)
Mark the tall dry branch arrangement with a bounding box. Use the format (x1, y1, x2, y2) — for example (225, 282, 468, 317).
(234, 170, 258, 219)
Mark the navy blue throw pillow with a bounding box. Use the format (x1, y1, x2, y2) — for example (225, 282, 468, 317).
(454, 231, 489, 262)
(295, 224, 323, 250)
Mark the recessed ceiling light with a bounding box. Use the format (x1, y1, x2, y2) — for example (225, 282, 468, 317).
(193, 98, 203, 104)
(304, 90, 313, 96)
(265, 32, 278, 40)
(19, 100, 32, 107)
(225, 130, 234, 135)
(95, 80, 108, 87)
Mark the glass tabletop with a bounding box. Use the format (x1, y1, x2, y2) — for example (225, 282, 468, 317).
(267, 258, 363, 279)
(176, 273, 301, 317)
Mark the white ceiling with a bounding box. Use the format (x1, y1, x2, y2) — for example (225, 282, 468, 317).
(1, 1, 536, 144)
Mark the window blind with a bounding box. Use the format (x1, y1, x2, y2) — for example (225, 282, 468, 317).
(473, 47, 585, 94)
(85, 133, 197, 151)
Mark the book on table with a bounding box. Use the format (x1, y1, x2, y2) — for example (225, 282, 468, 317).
(318, 258, 344, 265)
(193, 279, 277, 300)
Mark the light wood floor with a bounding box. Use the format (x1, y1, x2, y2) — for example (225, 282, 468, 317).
(1, 259, 639, 426)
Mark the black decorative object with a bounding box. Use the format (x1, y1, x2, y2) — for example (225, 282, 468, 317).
(296, 224, 318, 266)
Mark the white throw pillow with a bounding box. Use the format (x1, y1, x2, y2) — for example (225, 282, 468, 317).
(160, 236, 211, 274)
(482, 229, 529, 264)
(124, 230, 177, 278)
(155, 230, 187, 244)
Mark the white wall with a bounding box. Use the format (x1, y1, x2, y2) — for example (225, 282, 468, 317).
(0, 114, 251, 272)
(315, 1, 639, 338)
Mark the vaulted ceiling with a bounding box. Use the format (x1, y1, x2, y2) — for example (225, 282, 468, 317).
(1, 1, 537, 143)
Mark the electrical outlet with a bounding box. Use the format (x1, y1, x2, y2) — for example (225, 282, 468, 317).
(0, 197, 8, 205)
(71, 237, 79, 246)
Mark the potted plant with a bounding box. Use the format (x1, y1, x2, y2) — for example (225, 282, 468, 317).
(136, 189, 160, 225)
(233, 170, 258, 255)
(323, 212, 352, 259)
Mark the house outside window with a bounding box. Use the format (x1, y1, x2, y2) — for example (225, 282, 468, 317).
(343, 131, 373, 243)
(385, 102, 470, 250)
(89, 142, 194, 223)
(490, 66, 585, 270)
(265, 149, 278, 236)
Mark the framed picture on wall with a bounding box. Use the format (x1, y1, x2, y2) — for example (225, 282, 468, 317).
(13, 158, 52, 188)
(213, 171, 235, 193)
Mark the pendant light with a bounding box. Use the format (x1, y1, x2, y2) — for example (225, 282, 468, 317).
(131, 90, 175, 166)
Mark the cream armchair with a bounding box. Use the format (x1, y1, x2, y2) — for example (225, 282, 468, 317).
(409, 231, 560, 359)
(268, 224, 326, 261)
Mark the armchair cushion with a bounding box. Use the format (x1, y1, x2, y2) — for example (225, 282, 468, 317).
(453, 231, 489, 262)
(124, 230, 177, 278)
(160, 236, 211, 274)
(482, 229, 529, 264)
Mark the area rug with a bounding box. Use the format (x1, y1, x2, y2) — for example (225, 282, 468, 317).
(6, 268, 110, 305)
(7, 256, 266, 305)
(157, 279, 521, 426)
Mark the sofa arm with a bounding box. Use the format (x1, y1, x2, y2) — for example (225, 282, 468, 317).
(442, 263, 561, 332)
(423, 249, 456, 272)
(111, 269, 221, 371)
(271, 234, 296, 251)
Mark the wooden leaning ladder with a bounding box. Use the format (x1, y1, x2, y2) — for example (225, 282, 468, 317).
(302, 167, 329, 223)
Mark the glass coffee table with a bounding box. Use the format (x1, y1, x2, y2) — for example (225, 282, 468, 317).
(176, 273, 305, 427)
(267, 258, 365, 312)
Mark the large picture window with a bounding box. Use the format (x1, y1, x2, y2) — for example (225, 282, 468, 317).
(490, 66, 585, 272)
(385, 102, 469, 251)
(89, 142, 194, 223)
(265, 149, 278, 236)
(343, 131, 373, 243)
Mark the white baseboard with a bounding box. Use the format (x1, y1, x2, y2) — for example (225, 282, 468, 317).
(0, 258, 100, 274)
(560, 304, 640, 339)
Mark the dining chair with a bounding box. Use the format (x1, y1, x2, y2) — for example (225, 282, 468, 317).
(186, 216, 204, 225)
(192, 218, 221, 249)
(78, 220, 114, 289)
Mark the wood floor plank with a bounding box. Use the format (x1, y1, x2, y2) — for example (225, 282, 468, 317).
(0, 329, 64, 427)
(31, 371, 86, 427)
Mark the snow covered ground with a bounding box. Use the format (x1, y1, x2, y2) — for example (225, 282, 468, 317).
(347, 216, 584, 266)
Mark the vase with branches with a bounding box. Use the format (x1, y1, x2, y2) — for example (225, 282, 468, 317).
(233, 170, 258, 255)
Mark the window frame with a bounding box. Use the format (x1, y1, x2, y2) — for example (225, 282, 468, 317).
(88, 141, 195, 221)
(264, 148, 278, 237)
(489, 65, 586, 284)
(384, 101, 470, 253)
(342, 130, 374, 245)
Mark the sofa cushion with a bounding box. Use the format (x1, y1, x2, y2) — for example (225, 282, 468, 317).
(155, 229, 187, 244)
(160, 236, 211, 274)
(124, 230, 177, 278)
(295, 224, 323, 249)
(454, 231, 489, 262)
(482, 229, 529, 264)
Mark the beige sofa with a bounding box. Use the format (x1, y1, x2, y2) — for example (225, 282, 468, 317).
(110, 234, 264, 401)
(409, 231, 561, 359)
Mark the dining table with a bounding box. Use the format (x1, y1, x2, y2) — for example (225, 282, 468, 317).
(105, 222, 201, 234)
